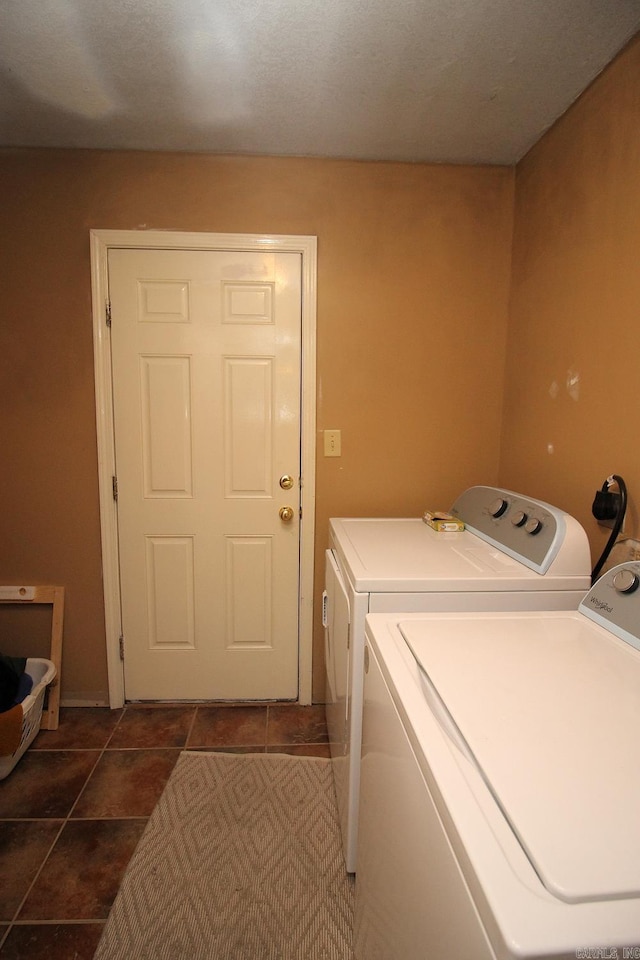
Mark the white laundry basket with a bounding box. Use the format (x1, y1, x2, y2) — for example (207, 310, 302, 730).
(0, 657, 57, 779)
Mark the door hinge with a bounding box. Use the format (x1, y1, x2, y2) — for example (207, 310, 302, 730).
(119, 635, 125, 661)
(112, 475, 118, 501)
(106, 299, 112, 326)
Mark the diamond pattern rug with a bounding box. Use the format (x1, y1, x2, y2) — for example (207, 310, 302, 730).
(94, 751, 354, 960)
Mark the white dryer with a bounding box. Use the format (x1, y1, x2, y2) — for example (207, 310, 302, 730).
(322, 485, 590, 872)
(356, 562, 640, 959)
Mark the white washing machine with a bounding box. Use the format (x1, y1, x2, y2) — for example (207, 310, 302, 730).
(356, 561, 640, 959)
(322, 485, 591, 872)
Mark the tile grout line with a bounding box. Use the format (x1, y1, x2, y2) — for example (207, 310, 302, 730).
(8, 918, 104, 927)
(6, 819, 67, 926)
(64, 701, 129, 819)
(184, 704, 200, 750)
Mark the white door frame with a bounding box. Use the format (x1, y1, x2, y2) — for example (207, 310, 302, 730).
(90, 230, 317, 707)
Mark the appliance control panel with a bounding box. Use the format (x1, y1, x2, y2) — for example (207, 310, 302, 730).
(580, 561, 640, 651)
(450, 486, 566, 574)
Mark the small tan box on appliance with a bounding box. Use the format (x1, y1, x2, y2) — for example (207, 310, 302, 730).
(422, 511, 465, 532)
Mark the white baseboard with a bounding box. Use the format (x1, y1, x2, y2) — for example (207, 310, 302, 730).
(60, 696, 110, 708)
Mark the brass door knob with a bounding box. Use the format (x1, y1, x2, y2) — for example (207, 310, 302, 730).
(279, 474, 295, 490)
(279, 506, 295, 522)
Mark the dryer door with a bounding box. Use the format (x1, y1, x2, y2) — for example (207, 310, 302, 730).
(323, 550, 351, 760)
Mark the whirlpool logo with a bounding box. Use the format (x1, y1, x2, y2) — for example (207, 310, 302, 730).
(588, 596, 614, 614)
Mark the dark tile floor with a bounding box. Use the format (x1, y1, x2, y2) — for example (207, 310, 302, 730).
(0, 702, 329, 958)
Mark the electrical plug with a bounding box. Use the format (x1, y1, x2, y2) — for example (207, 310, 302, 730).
(592, 489, 620, 522)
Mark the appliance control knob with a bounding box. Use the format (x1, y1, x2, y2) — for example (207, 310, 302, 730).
(511, 510, 528, 527)
(612, 569, 640, 594)
(525, 517, 542, 535)
(489, 497, 508, 518)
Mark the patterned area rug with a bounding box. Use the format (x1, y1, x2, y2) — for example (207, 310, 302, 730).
(95, 752, 354, 960)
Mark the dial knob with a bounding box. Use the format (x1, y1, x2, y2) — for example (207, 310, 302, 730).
(525, 517, 542, 535)
(489, 497, 508, 518)
(511, 510, 528, 527)
(612, 569, 640, 594)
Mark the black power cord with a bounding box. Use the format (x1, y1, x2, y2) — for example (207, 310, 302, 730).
(591, 474, 627, 584)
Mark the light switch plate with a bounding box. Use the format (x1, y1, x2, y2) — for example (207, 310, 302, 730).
(324, 429, 341, 457)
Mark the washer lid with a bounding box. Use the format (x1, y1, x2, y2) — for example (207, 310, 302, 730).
(400, 612, 640, 903)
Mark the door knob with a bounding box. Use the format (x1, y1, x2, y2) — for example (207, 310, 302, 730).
(279, 506, 295, 522)
(279, 474, 295, 490)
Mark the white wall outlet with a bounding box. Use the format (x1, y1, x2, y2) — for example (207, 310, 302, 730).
(324, 429, 341, 457)
(598, 537, 640, 574)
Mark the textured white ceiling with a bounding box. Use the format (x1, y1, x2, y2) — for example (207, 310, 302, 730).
(0, 0, 638, 165)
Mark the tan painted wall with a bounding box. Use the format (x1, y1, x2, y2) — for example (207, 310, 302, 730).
(0, 153, 514, 702)
(499, 36, 640, 565)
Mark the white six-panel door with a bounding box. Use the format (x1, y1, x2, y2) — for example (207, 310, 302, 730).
(108, 248, 302, 700)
